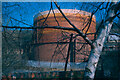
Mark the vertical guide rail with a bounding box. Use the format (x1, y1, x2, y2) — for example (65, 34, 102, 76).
(64, 34, 73, 71)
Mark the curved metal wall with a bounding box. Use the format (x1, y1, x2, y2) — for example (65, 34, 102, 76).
(33, 9, 96, 62)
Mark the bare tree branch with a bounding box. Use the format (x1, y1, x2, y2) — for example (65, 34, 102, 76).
(84, 2, 120, 80)
(92, 2, 104, 14)
(2, 25, 76, 31)
(99, 2, 109, 10)
(10, 17, 33, 26)
(85, 13, 93, 35)
(105, 12, 120, 22)
(117, 15, 120, 18)
(83, 2, 105, 34)
(77, 44, 86, 52)
(51, 2, 60, 26)
(53, 1, 94, 48)
(41, 2, 52, 26)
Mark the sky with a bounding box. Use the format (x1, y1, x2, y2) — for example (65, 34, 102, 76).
(2, 2, 119, 27)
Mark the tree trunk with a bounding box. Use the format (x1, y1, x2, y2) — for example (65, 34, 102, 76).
(84, 2, 120, 80)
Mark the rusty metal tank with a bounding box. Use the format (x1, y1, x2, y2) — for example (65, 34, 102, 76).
(33, 9, 96, 63)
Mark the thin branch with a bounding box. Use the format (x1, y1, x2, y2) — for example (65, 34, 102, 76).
(85, 13, 93, 35)
(50, 43, 59, 66)
(3, 25, 95, 40)
(117, 15, 120, 18)
(41, 2, 52, 26)
(54, 1, 94, 48)
(77, 44, 86, 52)
(56, 44, 67, 59)
(99, 2, 109, 10)
(82, 21, 90, 31)
(82, 2, 104, 33)
(109, 33, 120, 37)
(10, 17, 33, 26)
(105, 12, 120, 22)
(2, 25, 76, 31)
(86, 3, 98, 9)
(51, 2, 60, 26)
(5, 18, 17, 37)
(92, 2, 104, 14)
(59, 31, 71, 41)
(35, 13, 48, 26)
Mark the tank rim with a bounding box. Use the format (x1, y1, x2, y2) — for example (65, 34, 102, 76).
(33, 9, 96, 20)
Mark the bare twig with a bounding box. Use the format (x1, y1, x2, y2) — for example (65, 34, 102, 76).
(99, 2, 109, 10)
(2, 25, 76, 31)
(41, 2, 52, 26)
(10, 17, 33, 26)
(82, 2, 104, 34)
(92, 2, 104, 14)
(50, 40, 68, 66)
(85, 13, 93, 35)
(51, 2, 60, 26)
(105, 12, 120, 22)
(56, 44, 68, 59)
(82, 21, 90, 32)
(117, 15, 120, 18)
(54, 1, 94, 48)
(77, 44, 86, 52)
